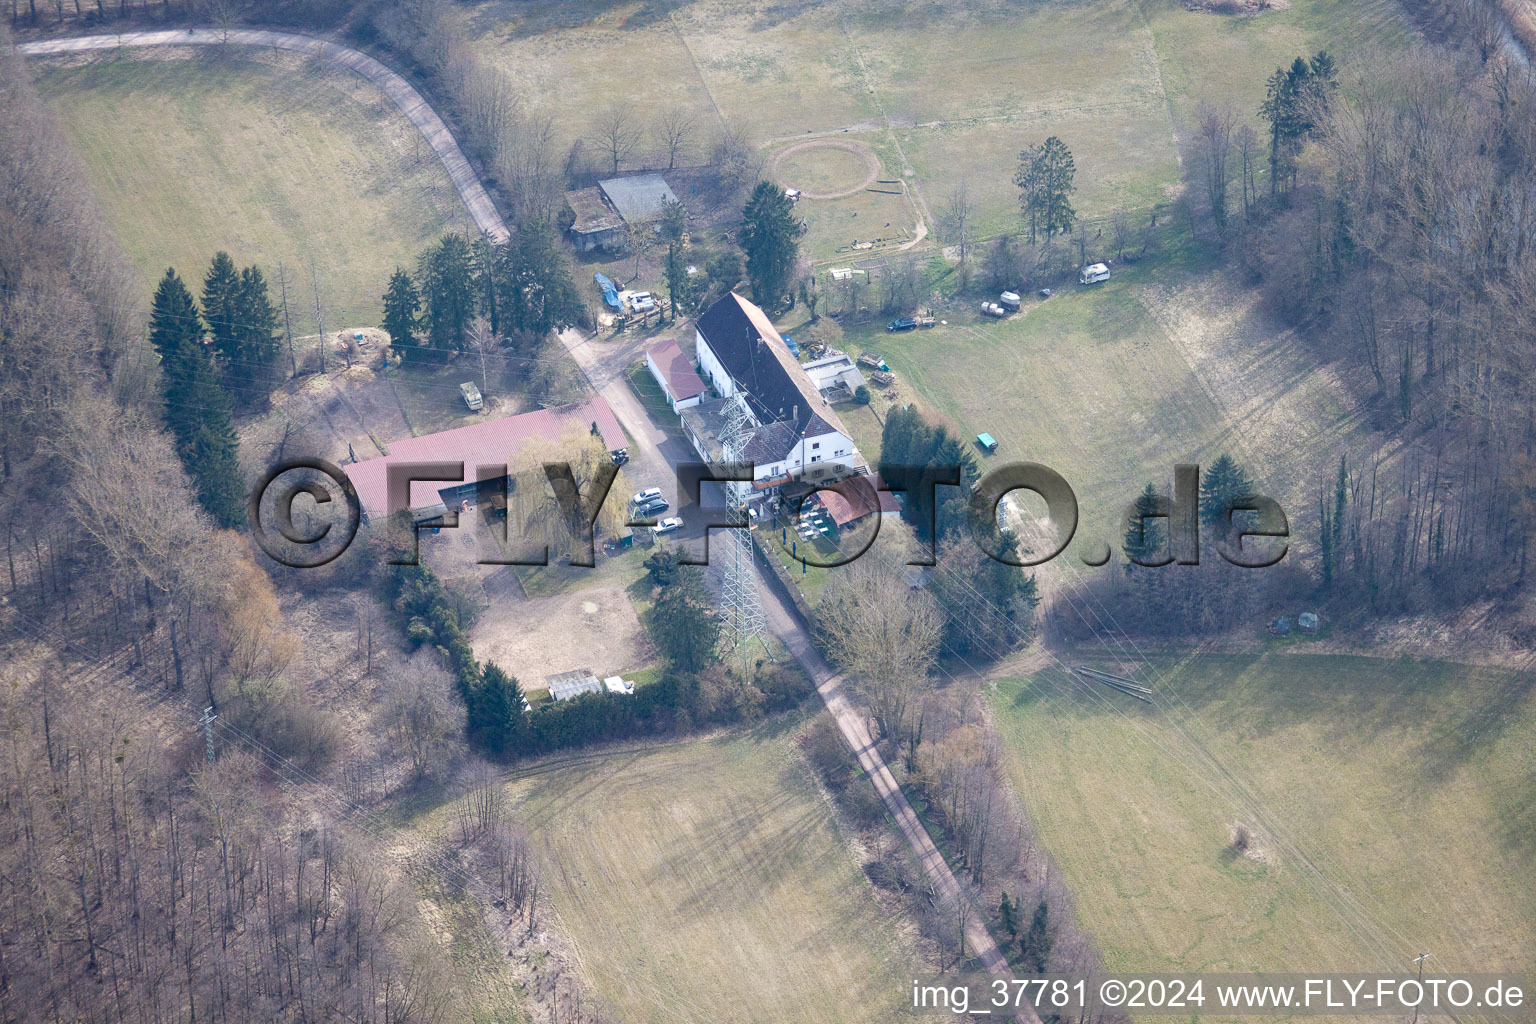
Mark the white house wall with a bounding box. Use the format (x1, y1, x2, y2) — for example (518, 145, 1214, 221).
(646, 352, 702, 411)
(695, 330, 743, 410)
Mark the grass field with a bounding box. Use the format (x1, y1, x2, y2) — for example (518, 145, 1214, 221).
(36, 50, 470, 324)
(462, 0, 1413, 249)
(487, 721, 922, 1024)
(990, 651, 1536, 976)
(834, 243, 1367, 547)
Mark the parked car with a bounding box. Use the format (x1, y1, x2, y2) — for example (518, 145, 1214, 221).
(1079, 262, 1111, 285)
(459, 381, 484, 411)
(887, 316, 918, 332)
(631, 487, 662, 507)
(633, 497, 670, 517)
(652, 516, 683, 535)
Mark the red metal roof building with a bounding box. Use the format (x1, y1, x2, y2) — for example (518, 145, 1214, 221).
(644, 337, 707, 411)
(343, 397, 626, 520)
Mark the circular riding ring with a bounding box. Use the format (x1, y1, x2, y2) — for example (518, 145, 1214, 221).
(769, 137, 883, 199)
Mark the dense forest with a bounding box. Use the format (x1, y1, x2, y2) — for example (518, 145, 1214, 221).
(0, 30, 463, 1021)
(1251, 39, 1536, 612)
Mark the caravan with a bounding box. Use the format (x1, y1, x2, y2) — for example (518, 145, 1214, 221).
(1079, 263, 1111, 285)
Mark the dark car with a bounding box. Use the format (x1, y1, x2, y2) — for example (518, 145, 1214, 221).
(887, 316, 918, 332)
(632, 497, 670, 518)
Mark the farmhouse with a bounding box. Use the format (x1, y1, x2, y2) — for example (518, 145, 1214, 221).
(645, 337, 707, 411)
(681, 293, 864, 501)
(563, 172, 680, 252)
(342, 397, 627, 522)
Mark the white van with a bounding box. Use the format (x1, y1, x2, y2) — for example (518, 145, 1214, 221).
(1079, 263, 1111, 285)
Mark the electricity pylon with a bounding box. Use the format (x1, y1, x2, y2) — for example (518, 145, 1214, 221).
(716, 393, 770, 678)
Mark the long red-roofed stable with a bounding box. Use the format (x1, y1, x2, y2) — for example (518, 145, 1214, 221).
(343, 397, 626, 519)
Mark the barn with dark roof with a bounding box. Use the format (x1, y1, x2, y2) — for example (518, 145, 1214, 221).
(684, 293, 864, 499)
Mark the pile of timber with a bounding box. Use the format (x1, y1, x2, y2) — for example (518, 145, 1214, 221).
(1073, 665, 1155, 703)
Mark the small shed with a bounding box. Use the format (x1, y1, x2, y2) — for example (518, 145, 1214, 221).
(547, 669, 603, 702)
(1297, 612, 1319, 633)
(603, 676, 636, 695)
(1268, 617, 1292, 636)
(565, 188, 625, 251)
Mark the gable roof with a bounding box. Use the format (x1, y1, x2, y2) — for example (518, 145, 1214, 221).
(645, 337, 706, 401)
(343, 397, 625, 518)
(740, 420, 804, 464)
(564, 187, 623, 234)
(820, 473, 901, 526)
(598, 173, 679, 223)
(695, 292, 849, 439)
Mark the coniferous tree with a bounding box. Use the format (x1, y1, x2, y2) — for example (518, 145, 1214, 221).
(1322, 454, 1347, 587)
(233, 265, 281, 400)
(999, 892, 1019, 941)
(201, 251, 240, 365)
(1021, 900, 1052, 971)
(660, 197, 696, 318)
(498, 221, 582, 343)
(472, 661, 527, 756)
(740, 179, 799, 308)
(149, 268, 244, 527)
(1259, 51, 1337, 195)
(381, 268, 422, 361)
(150, 266, 204, 369)
(1123, 483, 1168, 570)
(1015, 137, 1076, 242)
(418, 233, 477, 356)
(1199, 454, 1255, 537)
(652, 581, 720, 672)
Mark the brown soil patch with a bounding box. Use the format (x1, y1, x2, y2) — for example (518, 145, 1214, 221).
(467, 584, 652, 689)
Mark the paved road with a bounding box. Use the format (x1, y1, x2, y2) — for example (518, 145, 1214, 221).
(559, 325, 1034, 1018)
(23, 27, 1027, 1008)
(18, 29, 510, 243)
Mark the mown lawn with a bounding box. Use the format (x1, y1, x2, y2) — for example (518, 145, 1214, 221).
(491, 720, 922, 1024)
(990, 652, 1536, 977)
(37, 51, 470, 324)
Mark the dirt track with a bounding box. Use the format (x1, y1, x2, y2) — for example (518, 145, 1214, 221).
(770, 137, 883, 199)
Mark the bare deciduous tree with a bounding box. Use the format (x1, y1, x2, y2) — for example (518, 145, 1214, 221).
(656, 105, 698, 171)
(593, 104, 639, 175)
(384, 651, 464, 782)
(1195, 102, 1235, 233)
(815, 544, 943, 743)
(940, 178, 977, 290)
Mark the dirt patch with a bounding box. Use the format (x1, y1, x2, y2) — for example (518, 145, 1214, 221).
(770, 137, 882, 199)
(468, 584, 652, 687)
